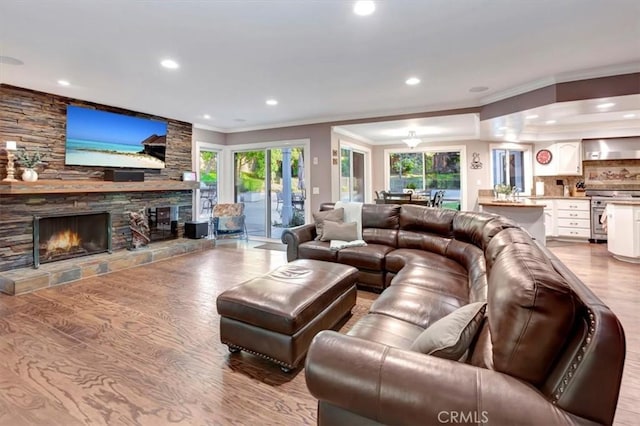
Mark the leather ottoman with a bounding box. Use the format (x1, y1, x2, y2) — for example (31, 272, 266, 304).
(217, 259, 358, 372)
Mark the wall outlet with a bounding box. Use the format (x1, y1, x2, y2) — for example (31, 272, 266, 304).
(313, 157, 318, 165)
(312, 187, 320, 195)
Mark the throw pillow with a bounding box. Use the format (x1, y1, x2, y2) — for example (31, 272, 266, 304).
(312, 208, 344, 240)
(320, 221, 358, 242)
(410, 302, 487, 361)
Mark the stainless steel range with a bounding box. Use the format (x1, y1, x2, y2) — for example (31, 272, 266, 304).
(585, 189, 640, 242)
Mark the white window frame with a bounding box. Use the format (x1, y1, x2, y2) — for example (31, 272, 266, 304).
(339, 139, 372, 203)
(383, 145, 467, 211)
(192, 141, 225, 220)
(489, 143, 533, 195)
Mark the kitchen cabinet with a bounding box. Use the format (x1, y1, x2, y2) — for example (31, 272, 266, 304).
(533, 142, 557, 177)
(607, 202, 640, 263)
(532, 198, 556, 237)
(533, 141, 582, 176)
(530, 198, 590, 241)
(556, 199, 590, 239)
(556, 141, 582, 175)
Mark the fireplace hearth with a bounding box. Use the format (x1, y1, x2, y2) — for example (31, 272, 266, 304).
(33, 212, 112, 268)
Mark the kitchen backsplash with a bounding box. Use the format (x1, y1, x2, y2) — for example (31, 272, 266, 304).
(534, 159, 640, 195)
(534, 176, 585, 196)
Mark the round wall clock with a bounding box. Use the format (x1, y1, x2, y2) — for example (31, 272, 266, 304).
(536, 149, 553, 165)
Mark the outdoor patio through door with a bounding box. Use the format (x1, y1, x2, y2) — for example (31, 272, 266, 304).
(234, 146, 306, 239)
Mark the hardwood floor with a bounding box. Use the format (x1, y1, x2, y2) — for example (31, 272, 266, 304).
(0, 240, 636, 425)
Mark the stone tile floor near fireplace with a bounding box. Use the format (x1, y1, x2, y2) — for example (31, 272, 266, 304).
(0, 238, 215, 295)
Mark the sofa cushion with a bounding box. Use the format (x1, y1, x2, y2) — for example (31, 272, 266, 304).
(445, 239, 488, 303)
(488, 242, 577, 386)
(347, 313, 425, 349)
(370, 284, 465, 329)
(399, 205, 456, 237)
(337, 244, 394, 271)
(485, 228, 550, 271)
(362, 204, 400, 229)
(320, 220, 358, 242)
(410, 302, 487, 360)
(312, 208, 344, 240)
(362, 228, 398, 247)
(396, 230, 450, 254)
(390, 265, 469, 302)
(298, 241, 338, 262)
(386, 249, 467, 276)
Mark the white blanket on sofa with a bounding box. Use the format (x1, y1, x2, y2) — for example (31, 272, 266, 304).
(329, 239, 367, 251)
(334, 201, 363, 240)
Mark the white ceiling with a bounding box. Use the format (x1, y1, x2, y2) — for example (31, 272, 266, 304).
(1, 0, 639, 134)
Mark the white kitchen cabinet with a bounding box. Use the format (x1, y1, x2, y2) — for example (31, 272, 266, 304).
(607, 202, 640, 263)
(533, 141, 582, 176)
(556, 199, 590, 240)
(533, 142, 557, 176)
(533, 199, 556, 237)
(556, 141, 582, 175)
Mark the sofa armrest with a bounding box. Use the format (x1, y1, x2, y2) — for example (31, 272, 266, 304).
(281, 223, 316, 262)
(306, 331, 594, 426)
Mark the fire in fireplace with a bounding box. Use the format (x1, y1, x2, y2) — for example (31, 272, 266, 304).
(33, 212, 112, 268)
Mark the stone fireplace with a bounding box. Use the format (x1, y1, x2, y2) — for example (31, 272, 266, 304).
(33, 212, 112, 268)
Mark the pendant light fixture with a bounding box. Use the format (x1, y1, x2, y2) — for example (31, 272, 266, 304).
(402, 131, 421, 149)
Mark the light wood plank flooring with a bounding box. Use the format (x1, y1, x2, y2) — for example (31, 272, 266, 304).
(0, 241, 636, 425)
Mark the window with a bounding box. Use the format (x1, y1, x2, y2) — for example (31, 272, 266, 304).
(384, 147, 463, 210)
(490, 144, 532, 194)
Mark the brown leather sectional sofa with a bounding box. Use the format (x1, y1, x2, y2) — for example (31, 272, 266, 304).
(281, 203, 625, 425)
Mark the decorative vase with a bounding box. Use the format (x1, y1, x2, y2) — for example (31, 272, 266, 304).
(22, 168, 38, 182)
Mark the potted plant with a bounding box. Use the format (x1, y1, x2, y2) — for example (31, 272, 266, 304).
(494, 183, 513, 200)
(15, 147, 44, 182)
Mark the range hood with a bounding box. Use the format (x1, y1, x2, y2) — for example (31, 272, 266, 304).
(583, 137, 640, 160)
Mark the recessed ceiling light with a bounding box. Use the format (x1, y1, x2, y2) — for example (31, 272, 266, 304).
(203, 114, 211, 119)
(623, 113, 636, 119)
(0, 56, 24, 65)
(597, 102, 615, 109)
(469, 86, 489, 93)
(161, 59, 179, 69)
(266, 99, 278, 106)
(405, 77, 421, 86)
(57, 80, 70, 86)
(353, 1, 375, 16)
(545, 120, 557, 125)
(525, 114, 539, 119)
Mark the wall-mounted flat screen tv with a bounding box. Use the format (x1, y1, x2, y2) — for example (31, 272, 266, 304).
(65, 105, 167, 169)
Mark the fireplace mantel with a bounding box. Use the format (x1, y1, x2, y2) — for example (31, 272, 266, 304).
(0, 180, 198, 195)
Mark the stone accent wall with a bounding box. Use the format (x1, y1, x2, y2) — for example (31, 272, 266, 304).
(0, 84, 196, 272)
(0, 191, 193, 272)
(0, 84, 191, 181)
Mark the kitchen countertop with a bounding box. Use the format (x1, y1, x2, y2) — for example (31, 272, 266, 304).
(606, 200, 640, 206)
(478, 197, 545, 207)
(527, 195, 591, 200)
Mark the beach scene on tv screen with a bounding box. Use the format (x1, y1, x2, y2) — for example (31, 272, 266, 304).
(65, 106, 167, 169)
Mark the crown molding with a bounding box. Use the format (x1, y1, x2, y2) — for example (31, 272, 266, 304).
(480, 62, 640, 106)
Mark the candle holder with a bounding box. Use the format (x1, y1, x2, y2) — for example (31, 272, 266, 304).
(3, 150, 18, 182)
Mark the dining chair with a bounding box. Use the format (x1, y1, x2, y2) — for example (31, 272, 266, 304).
(431, 190, 445, 208)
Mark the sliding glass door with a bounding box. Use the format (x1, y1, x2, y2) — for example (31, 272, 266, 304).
(195, 147, 219, 221)
(234, 146, 306, 239)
